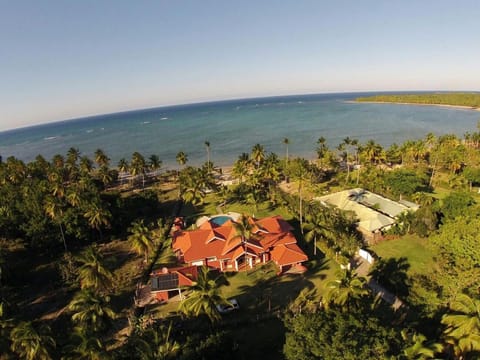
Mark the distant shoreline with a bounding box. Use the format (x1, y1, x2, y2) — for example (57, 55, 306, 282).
(348, 100, 480, 112)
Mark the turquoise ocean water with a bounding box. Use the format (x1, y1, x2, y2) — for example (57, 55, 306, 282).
(0, 92, 478, 169)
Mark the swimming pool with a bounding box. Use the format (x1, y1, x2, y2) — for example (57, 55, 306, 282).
(209, 216, 233, 226)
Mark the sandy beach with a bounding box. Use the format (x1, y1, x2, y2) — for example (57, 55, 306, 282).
(349, 100, 480, 112)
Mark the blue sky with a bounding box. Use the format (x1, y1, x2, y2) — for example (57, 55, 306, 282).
(0, 0, 479, 131)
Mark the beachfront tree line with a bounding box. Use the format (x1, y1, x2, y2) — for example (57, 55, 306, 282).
(2, 126, 480, 358)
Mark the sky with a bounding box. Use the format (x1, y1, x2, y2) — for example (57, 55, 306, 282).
(0, 0, 479, 131)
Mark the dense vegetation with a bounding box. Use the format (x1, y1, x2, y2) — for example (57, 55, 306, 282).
(356, 93, 480, 108)
(1, 124, 480, 358)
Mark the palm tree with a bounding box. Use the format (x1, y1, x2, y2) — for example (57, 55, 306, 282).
(66, 185, 82, 207)
(117, 158, 129, 174)
(128, 220, 154, 263)
(401, 330, 443, 360)
(179, 267, 229, 323)
(176, 151, 188, 197)
(343, 137, 353, 183)
(10, 321, 55, 360)
(75, 246, 114, 293)
(232, 214, 256, 270)
(79, 156, 93, 175)
(63, 331, 107, 360)
(117, 158, 129, 185)
(52, 154, 65, 169)
(316, 136, 328, 162)
(0, 302, 13, 357)
(303, 211, 332, 256)
(204, 141, 211, 169)
(324, 269, 368, 311)
(288, 158, 310, 232)
(232, 153, 250, 184)
(283, 138, 290, 165)
(176, 151, 188, 168)
(131, 152, 147, 189)
(251, 144, 265, 168)
(148, 154, 162, 178)
(94, 149, 110, 168)
(66, 147, 80, 180)
(44, 195, 68, 252)
(67, 147, 80, 164)
(97, 165, 113, 188)
(441, 293, 480, 358)
(361, 139, 385, 165)
(83, 201, 111, 240)
(68, 289, 116, 334)
(136, 323, 180, 360)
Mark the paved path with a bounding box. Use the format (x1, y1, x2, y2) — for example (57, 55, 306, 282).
(353, 256, 404, 311)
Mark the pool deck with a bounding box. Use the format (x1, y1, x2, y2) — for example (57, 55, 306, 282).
(195, 212, 241, 227)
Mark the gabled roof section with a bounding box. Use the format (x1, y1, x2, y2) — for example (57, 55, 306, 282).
(222, 235, 242, 255)
(230, 246, 259, 260)
(270, 243, 308, 266)
(256, 215, 293, 233)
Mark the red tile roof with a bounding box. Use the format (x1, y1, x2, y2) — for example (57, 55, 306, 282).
(172, 215, 307, 268)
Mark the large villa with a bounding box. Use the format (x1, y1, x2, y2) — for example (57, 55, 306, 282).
(315, 188, 419, 243)
(172, 214, 308, 273)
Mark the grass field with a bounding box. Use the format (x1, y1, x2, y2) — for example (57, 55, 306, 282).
(370, 234, 434, 275)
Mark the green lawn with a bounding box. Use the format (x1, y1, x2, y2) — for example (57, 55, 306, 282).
(179, 194, 295, 225)
(370, 234, 434, 275)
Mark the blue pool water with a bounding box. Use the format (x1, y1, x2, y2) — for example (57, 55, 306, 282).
(210, 216, 233, 226)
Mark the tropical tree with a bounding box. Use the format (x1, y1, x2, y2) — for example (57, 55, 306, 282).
(303, 211, 332, 256)
(232, 153, 251, 184)
(369, 257, 410, 298)
(68, 289, 116, 334)
(401, 330, 443, 360)
(251, 144, 265, 168)
(361, 139, 384, 164)
(230, 214, 258, 271)
(66, 147, 80, 180)
(179, 267, 229, 323)
(441, 293, 480, 358)
(52, 154, 65, 170)
(148, 154, 162, 178)
(131, 152, 147, 189)
(10, 321, 55, 360)
(44, 195, 68, 252)
(75, 246, 114, 293)
(283, 137, 290, 165)
(136, 323, 180, 360)
(62, 331, 107, 360)
(117, 158, 129, 185)
(128, 220, 154, 263)
(288, 287, 320, 315)
(176, 151, 188, 168)
(83, 201, 111, 240)
(94, 149, 110, 168)
(205, 141, 211, 170)
(79, 156, 93, 175)
(316, 136, 328, 162)
(324, 269, 369, 311)
(0, 302, 13, 357)
(287, 158, 311, 231)
(342, 137, 353, 183)
(249, 152, 280, 203)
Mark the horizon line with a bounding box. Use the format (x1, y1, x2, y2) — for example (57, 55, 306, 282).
(2, 89, 479, 134)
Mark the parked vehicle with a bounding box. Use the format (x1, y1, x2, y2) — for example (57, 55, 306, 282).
(216, 298, 239, 314)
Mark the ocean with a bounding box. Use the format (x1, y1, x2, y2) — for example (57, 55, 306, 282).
(0, 92, 478, 169)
